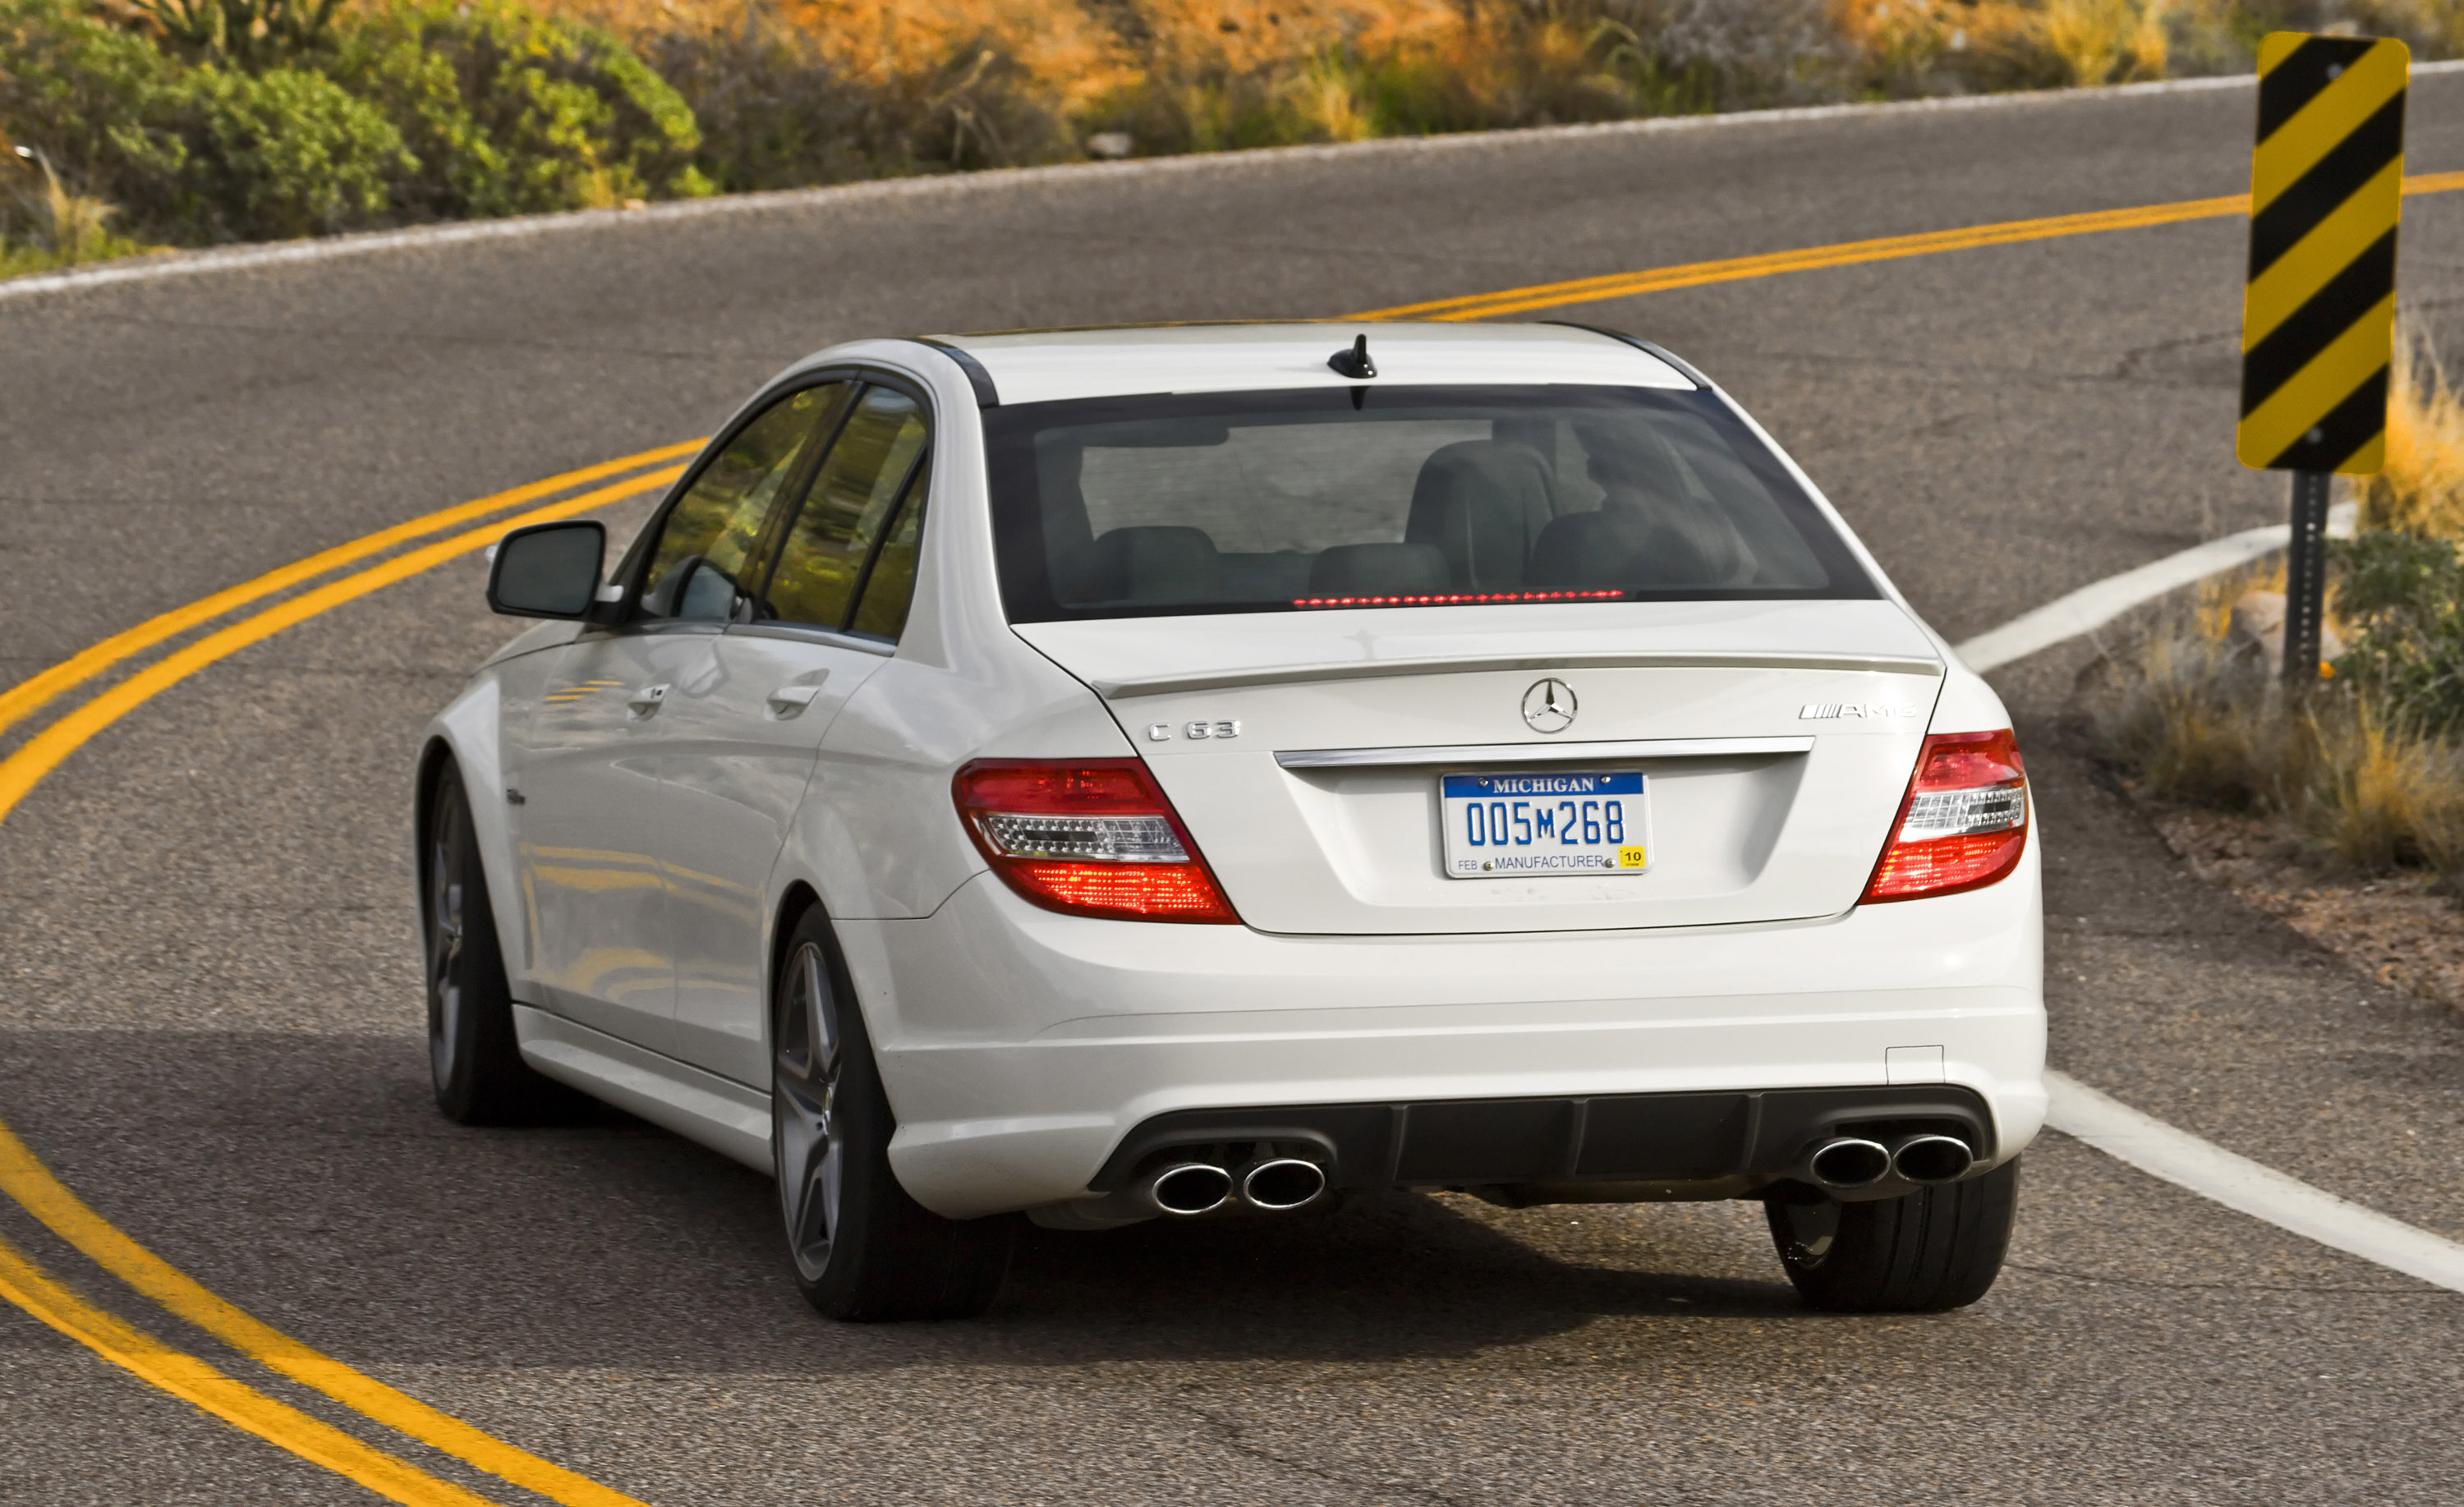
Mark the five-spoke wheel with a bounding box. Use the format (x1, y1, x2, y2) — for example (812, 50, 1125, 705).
(774, 940, 846, 1285)
(770, 908, 1013, 1320)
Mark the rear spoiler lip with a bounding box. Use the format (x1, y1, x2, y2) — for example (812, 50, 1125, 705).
(1089, 650, 1942, 700)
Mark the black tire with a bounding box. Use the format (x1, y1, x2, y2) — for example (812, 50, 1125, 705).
(1765, 1156, 2020, 1313)
(772, 909, 1013, 1321)
(422, 761, 572, 1124)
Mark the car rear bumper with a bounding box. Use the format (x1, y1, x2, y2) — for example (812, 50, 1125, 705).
(853, 847, 2044, 1219)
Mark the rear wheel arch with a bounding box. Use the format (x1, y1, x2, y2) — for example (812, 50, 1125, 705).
(418, 731, 524, 972)
(421, 756, 577, 1123)
(767, 896, 1012, 1319)
(768, 882, 828, 1046)
(769, 883, 876, 1059)
(416, 736, 453, 838)
(414, 737, 462, 944)
(765, 882, 935, 1145)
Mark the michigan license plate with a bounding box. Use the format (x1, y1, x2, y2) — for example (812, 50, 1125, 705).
(1440, 772, 1649, 879)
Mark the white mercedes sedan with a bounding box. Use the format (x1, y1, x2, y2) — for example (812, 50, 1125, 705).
(418, 322, 2044, 1321)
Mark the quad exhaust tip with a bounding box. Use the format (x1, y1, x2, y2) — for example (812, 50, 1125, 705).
(1806, 1137, 1892, 1191)
(1241, 1158, 1327, 1211)
(1147, 1162, 1234, 1216)
(1891, 1133, 1975, 1185)
(1142, 1156, 1328, 1215)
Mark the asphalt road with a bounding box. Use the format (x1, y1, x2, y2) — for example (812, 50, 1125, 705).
(7, 79, 2464, 1504)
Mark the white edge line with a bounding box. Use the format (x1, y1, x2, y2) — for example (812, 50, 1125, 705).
(12, 60, 2464, 306)
(1954, 502, 2355, 673)
(2044, 1071, 2464, 1291)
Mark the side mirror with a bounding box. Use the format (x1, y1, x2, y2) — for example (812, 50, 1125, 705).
(488, 521, 606, 619)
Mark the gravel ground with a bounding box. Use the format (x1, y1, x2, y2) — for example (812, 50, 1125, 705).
(2153, 806, 2464, 1015)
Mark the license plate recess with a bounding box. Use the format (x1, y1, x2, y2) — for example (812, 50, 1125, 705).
(1440, 771, 1648, 880)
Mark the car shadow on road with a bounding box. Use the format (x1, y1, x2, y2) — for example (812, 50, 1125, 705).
(984, 1192, 1805, 1365)
(0, 1027, 1810, 1380)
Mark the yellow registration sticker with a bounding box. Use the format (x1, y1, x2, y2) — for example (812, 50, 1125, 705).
(1616, 846, 1648, 869)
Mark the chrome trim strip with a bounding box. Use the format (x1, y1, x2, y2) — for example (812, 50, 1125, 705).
(1275, 735, 1816, 770)
(1092, 651, 1940, 699)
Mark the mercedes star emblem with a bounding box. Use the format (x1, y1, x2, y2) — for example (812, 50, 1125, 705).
(1521, 677, 1576, 734)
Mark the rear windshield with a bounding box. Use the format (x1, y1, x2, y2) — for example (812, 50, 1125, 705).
(985, 384, 1876, 623)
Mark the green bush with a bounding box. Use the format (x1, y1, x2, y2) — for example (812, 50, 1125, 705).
(0, 0, 704, 248)
(150, 65, 407, 237)
(2333, 530, 2464, 737)
(0, 0, 407, 240)
(329, 0, 707, 218)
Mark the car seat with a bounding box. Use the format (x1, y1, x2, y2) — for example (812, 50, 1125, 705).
(1402, 440, 1556, 590)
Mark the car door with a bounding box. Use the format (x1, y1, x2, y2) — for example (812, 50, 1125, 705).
(514, 381, 847, 1054)
(659, 379, 931, 1085)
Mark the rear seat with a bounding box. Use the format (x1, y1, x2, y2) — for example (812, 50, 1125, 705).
(1088, 526, 1221, 602)
(1402, 440, 1556, 590)
(1089, 526, 1313, 604)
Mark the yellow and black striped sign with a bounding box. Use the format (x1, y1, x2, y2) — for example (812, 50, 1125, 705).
(2237, 32, 2408, 475)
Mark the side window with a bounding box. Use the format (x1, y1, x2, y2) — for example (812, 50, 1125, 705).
(848, 458, 929, 640)
(761, 385, 928, 632)
(640, 383, 847, 621)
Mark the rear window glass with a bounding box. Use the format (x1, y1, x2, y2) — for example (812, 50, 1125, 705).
(985, 385, 1875, 622)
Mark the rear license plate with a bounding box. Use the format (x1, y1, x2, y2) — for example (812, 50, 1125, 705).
(1440, 772, 1649, 879)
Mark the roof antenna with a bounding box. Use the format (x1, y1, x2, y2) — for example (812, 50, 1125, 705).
(1327, 333, 1377, 379)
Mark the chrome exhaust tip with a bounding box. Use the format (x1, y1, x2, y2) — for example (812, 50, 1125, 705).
(1147, 1162, 1234, 1216)
(1805, 1137, 1892, 1191)
(1240, 1158, 1327, 1211)
(1891, 1134, 1974, 1185)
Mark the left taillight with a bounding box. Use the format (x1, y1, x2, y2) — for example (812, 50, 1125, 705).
(1859, 728, 2030, 904)
(952, 760, 1239, 924)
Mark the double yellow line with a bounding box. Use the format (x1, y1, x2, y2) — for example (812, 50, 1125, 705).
(0, 442, 697, 1505)
(9, 164, 2464, 1505)
(1352, 169, 2464, 322)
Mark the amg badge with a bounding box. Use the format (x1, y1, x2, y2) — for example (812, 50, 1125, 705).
(1800, 701, 1924, 720)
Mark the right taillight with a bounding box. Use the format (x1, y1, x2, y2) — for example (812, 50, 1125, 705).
(952, 760, 1239, 924)
(1859, 728, 2029, 903)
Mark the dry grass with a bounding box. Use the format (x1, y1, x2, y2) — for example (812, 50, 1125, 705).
(2030, 0, 2169, 84)
(2103, 622, 2464, 880)
(0, 140, 148, 274)
(2099, 315, 2464, 894)
(2321, 703, 2464, 871)
(525, 0, 2301, 186)
(2361, 320, 2464, 537)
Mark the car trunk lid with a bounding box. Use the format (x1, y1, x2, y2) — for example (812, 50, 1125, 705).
(1010, 600, 1943, 935)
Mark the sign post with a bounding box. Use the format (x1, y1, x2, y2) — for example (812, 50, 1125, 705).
(2236, 31, 2408, 686)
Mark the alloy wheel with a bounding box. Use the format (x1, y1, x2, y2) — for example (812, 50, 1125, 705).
(773, 942, 845, 1283)
(426, 816, 465, 1087)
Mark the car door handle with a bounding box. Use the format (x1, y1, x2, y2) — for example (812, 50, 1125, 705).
(627, 683, 670, 717)
(766, 682, 825, 717)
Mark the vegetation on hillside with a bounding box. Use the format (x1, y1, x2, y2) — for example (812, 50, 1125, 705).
(11, 0, 2464, 269)
(0, 0, 706, 264)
